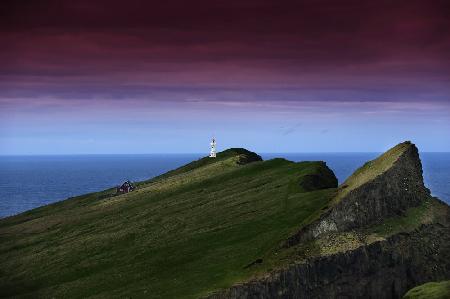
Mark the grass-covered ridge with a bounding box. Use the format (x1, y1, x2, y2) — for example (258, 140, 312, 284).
(0, 149, 336, 298)
(335, 141, 413, 202)
(258, 195, 445, 270)
(146, 148, 262, 182)
(403, 280, 450, 299)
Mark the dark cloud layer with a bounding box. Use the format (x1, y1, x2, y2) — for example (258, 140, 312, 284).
(1, 0, 449, 104)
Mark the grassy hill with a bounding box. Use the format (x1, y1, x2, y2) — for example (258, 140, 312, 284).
(0, 149, 337, 298)
(334, 141, 414, 203)
(403, 281, 450, 299)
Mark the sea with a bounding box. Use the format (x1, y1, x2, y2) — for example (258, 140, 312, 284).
(0, 153, 449, 219)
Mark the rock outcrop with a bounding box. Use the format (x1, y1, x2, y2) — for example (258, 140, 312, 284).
(297, 161, 338, 192)
(287, 141, 430, 246)
(231, 148, 263, 165)
(208, 220, 450, 299)
(206, 141, 450, 299)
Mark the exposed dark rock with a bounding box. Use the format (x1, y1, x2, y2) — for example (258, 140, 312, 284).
(236, 152, 263, 165)
(205, 142, 450, 299)
(298, 161, 338, 192)
(244, 259, 263, 269)
(207, 217, 450, 299)
(287, 142, 430, 246)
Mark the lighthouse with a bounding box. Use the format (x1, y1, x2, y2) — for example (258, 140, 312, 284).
(209, 138, 217, 158)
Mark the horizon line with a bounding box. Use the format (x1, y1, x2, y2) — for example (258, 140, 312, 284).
(1, 151, 450, 156)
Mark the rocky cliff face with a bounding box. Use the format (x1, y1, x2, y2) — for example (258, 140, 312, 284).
(208, 220, 450, 299)
(287, 141, 430, 246)
(297, 161, 338, 192)
(206, 142, 450, 299)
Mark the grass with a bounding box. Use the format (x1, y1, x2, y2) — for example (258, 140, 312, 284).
(368, 198, 433, 236)
(335, 141, 412, 203)
(0, 150, 336, 298)
(142, 148, 262, 183)
(264, 194, 441, 268)
(403, 281, 450, 299)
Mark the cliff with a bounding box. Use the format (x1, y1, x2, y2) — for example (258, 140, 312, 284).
(208, 210, 450, 299)
(287, 141, 430, 245)
(207, 142, 450, 299)
(0, 142, 448, 298)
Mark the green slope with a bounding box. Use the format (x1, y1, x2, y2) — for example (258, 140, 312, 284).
(403, 281, 450, 299)
(335, 141, 413, 203)
(0, 150, 337, 298)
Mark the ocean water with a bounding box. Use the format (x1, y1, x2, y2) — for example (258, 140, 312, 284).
(0, 153, 449, 218)
(262, 152, 450, 204)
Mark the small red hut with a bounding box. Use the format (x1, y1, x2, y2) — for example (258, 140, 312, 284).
(116, 180, 135, 194)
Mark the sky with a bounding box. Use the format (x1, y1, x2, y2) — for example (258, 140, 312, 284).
(0, 0, 449, 154)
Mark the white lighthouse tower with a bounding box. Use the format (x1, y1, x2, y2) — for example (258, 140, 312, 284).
(209, 138, 217, 158)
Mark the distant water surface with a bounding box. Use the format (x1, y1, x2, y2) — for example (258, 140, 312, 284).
(0, 152, 449, 218)
(0, 154, 201, 218)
